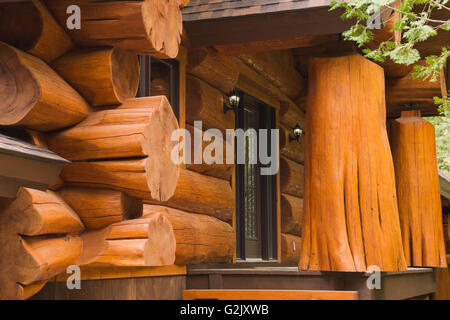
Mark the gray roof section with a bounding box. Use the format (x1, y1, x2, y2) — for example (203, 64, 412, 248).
(0, 134, 68, 164)
(183, 0, 331, 21)
(439, 170, 450, 200)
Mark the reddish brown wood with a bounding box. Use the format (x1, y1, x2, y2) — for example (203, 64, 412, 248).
(0, 0, 73, 63)
(77, 214, 176, 267)
(51, 47, 140, 107)
(299, 54, 407, 272)
(49, 97, 180, 202)
(187, 47, 239, 93)
(280, 156, 304, 198)
(146, 169, 234, 223)
(145, 205, 235, 264)
(59, 187, 143, 230)
(281, 233, 302, 263)
(0, 42, 90, 131)
(389, 111, 447, 267)
(44, 0, 182, 58)
(281, 193, 303, 236)
(0, 188, 84, 300)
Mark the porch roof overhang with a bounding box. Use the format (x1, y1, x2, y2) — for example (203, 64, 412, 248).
(0, 134, 69, 198)
(182, 0, 353, 48)
(439, 170, 450, 201)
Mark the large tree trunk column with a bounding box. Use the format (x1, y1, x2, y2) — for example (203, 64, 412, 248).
(389, 111, 447, 268)
(299, 54, 407, 272)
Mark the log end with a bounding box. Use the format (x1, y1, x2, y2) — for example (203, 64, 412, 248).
(111, 48, 140, 102)
(144, 213, 176, 266)
(0, 42, 41, 126)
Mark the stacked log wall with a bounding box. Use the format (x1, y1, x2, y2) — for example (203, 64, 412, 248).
(0, 0, 183, 299)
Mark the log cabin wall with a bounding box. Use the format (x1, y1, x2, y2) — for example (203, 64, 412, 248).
(0, 0, 184, 300)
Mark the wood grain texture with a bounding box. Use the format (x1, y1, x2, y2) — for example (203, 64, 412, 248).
(59, 187, 143, 230)
(183, 289, 359, 300)
(185, 124, 233, 181)
(238, 52, 305, 100)
(281, 193, 303, 236)
(280, 156, 304, 198)
(146, 169, 234, 223)
(187, 47, 239, 94)
(299, 54, 407, 272)
(279, 124, 305, 164)
(0, 0, 73, 63)
(389, 111, 447, 268)
(0, 187, 84, 300)
(0, 42, 90, 131)
(186, 75, 235, 133)
(386, 61, 447, 117)
(44, 0, 182, 58)
(145, 205, 235, 265)
(77, 214, 176, 267)
(50, 97, 180, 202)
(51, 47, 139, 107)
(281, 233, 302, 263)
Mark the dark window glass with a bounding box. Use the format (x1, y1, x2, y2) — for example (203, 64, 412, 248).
(137, 56, 179, 119)
(236, 91, 277, 261)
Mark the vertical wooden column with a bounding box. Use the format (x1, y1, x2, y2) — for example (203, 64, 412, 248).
(299, 54, 407, 272)
(389, 110, 447, 267)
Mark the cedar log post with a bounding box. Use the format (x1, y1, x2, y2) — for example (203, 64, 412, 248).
(299, 54, 407, 272)
(389, 110, 447, 267)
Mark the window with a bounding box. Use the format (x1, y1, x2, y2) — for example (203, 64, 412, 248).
(137, 56, 180, 119)
(235, 91, 277, 261)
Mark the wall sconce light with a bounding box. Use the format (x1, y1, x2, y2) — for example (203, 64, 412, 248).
(289, 124, 303, 143)
(223, 90, 240, 113)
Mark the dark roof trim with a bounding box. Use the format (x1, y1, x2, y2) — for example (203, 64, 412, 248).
(183, 5, 352, 48)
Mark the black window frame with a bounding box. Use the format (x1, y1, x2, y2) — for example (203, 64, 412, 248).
(235, 90, 278, 261)
(137, 56, 180, 120)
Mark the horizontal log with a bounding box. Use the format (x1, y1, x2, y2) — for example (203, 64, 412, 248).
(59, 187, 143, 230)
(144, 205, 235, 265)
(280, 156, 304, 198)
(279, 100, 306, 129)
(279, 124, 305, 164)
(239, 52, 305, 100)
(146, 169, 234, 223)
(185, 124, 234, 181)
(77, 214, 176, 267)
(386, 61, 447, 117)
(0, 42, 90, 131)
(61, 158, 177, 202)
(281, 233, 301, 263)
(187, 47, 239, 93)
(44, 0, 182, 58)
(0, 0, 73, 62)
(48, 97, 180, 202)
(51, 47, 140, 107)
(186, 75, 235, 133)
(0, 188, 84, 299)
(4, 187, 85, 236)
(214, 35, 338, 56)
(281, 193, 303, 237)
(47, 97, 178, 161)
